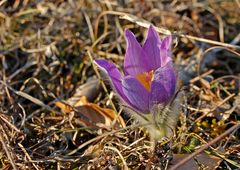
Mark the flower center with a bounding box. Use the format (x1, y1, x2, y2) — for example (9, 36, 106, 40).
(136, 70, 154, 92)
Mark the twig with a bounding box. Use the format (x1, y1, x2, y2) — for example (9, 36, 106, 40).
(120, 14, 240, 49)
(0, 114, 21, 133)
(0, 80, 62, 116)
(190, 69, 214, 84)
(0, 126, 18, 170)
(194, 93, 235, 123)
(67, 122, 151, 156)
(18, 143, 39, 170)
(169, 122, 240, 170)
(83, 11, 95, 43)
(105, 146, 128, 170)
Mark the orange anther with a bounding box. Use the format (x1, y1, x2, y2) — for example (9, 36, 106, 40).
(136, 70, 154, 91)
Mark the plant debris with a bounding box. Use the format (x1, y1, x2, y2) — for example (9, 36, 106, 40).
(0, 0, 239, 169)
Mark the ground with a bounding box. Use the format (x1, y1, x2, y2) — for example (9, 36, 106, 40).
(0, 0, 239, 169)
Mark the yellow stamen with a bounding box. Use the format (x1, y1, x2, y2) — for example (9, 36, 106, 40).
(136, 70, 154, 91)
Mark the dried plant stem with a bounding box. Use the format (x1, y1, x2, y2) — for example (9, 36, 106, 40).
(190, 69, 214, 83)
(0, 80, 61, 115)
(67, 123, 149, 156)
(120, 14, 240, 49)
(83, 11, 95, 43)
(105, 146, 128, 169)
(87, 50, 125, 128)
(18, 143, 39, 170)
(170, 122, 240, 170)
(0, 126, 18, 170)
(94, 11, 126, 38)
(194, 93, 235, 123)
(0, 114, 21, 133)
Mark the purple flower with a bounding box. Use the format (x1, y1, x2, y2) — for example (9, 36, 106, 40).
(94, 25, 176, 114)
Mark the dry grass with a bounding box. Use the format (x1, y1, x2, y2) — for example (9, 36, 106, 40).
(0, 0, 239, 169)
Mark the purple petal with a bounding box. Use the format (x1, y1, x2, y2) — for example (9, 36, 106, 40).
(160, 35, 172, 66)
(143, 25, 162, 70)
(124, 29, 149, 76)
(94, 59, 130, 104)
(149, 62, 176, 107)
(122, 76, 150, 113)
(161, 35, 172, 49)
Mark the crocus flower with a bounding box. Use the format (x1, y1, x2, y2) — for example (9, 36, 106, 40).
(94, 25, 176, 114)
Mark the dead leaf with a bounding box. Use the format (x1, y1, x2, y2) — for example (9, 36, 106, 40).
(55, 101, 73, 113)
(170, 153, 222, 170)
(67, 76, 102, 105)
(55, 96, 125, 128)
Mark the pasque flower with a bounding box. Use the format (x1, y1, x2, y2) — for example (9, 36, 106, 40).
(94, 25, 176, 114)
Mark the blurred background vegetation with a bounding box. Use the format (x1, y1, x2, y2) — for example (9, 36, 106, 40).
(0, 0, 239, 169)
